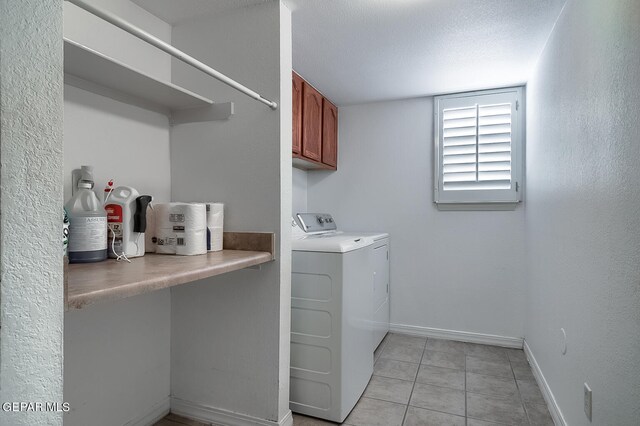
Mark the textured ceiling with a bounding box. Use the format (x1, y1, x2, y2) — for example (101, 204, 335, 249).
(133, 0, 567, 105)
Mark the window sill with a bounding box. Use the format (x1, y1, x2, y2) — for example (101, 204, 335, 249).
(435, 202, 521, 211)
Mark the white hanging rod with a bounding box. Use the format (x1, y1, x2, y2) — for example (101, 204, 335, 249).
(65, 0, 278, 110)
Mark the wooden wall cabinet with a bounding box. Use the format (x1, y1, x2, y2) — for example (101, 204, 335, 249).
(322, 99, 338, 168)
(301, 81, 323, 161)
(292, 71, 338, 171)
(292, 72, 303, 155)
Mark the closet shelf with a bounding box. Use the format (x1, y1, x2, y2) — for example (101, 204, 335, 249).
(64, 38, 233, 121)
(64, 232, 274, 310)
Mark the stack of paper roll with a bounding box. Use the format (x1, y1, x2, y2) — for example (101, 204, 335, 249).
(145, 207, 156, 253)
(154, 203, 207, 256)
(205, 203, 224, 252)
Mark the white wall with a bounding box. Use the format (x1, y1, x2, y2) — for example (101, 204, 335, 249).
(64, 0, 171, 81)
(169, 2, 292, 424)
(307, 98, 527, 340)
(277, 5, 294, 417)
(292, 167, 308, 214)
(525, 0, 640, 424)
(0, 1, 64, 425)
(63, 291, 171, 426)
(63, 85, 172, 202)
(63, 0, 172, 203)
(63, 1, 173, 425)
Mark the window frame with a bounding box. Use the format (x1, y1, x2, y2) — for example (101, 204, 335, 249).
(434, 86, 524, 207)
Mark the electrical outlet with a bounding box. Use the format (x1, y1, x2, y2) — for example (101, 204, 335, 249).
(584, 383, 592, 421)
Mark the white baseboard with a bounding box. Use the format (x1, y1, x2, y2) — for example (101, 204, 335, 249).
(124, 396, 171, 426)
(389, 323, 524, 348)
(171, 397, 293, 426)
(523, 341, 567, 426)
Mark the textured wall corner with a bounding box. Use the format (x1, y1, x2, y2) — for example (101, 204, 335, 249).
(525, 0, 640, 424)
(0, 0, 65, 425)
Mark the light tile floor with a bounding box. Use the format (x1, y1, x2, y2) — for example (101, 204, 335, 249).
(293, 333, 554, 426)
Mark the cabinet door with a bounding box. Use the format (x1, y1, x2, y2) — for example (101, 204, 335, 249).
(322, 99, 338, 168)
(292, 72, 303, 155)
(301, 82, 323, 161)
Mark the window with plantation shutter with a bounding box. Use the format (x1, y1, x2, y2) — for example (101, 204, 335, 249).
(434, 87, 524, 206)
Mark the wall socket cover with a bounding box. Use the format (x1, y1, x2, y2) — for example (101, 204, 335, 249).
(584, 382, 592, 421)
(560, 328, 567, 355)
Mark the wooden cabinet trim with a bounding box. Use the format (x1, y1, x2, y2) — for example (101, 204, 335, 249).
(322, 98, 338, 168)
(292, 72, 303, 155)
(301, 81, 323, 161)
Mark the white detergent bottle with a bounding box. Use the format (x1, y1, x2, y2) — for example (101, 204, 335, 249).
(65, 173, 108, 263)
(105, 186, 145, 258)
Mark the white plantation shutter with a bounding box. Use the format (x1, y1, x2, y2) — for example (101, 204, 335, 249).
(435, 88, 523, 205)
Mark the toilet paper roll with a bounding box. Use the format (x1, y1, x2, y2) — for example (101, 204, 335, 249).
(155, 229, 177, 255)
(205, 203, 224, 252)
(175, 229, 207, 256)
(153, 203, 207, 255)
(155, 229, 207, 255)
(155, 202, 207, 231)
(145, 206, 156, 253)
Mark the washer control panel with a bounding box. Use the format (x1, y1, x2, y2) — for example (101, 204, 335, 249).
(296, 213, 337, 233)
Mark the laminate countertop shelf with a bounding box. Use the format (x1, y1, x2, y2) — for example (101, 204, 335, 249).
(65, 232, 274, 311)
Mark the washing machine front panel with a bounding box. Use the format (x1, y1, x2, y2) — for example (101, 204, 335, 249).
(290, 250, 373, 422)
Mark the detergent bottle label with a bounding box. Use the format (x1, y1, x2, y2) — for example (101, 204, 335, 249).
(106, 204, 124, 253)
(67, 216, 107, 252)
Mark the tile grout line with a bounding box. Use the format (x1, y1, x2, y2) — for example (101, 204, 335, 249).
(461, 388, 523, 400)
(419, 363, 466, 373)
(358, 395, 413, 408)
(399, 337, 426, 426)
(406, 405, 468, 421)
(467, 414, 515, 426)
(408, 380, 469, 394)
(405, 338, 482, 423)
(464, 350, 468, 426)
(349, 334, 537, 426)
(511, 357, 533, 425)
(371, 373, 419, 383)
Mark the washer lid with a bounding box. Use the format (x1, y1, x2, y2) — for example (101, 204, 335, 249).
(292, 234, 374, 253)
(348, 232, 389, 241)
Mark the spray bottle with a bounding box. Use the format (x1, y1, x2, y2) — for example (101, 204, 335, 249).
(105, 186, 152, 260)
(103, 179, 114, 204)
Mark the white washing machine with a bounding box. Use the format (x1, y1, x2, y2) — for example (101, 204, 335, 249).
(289, 213, 389, 423)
